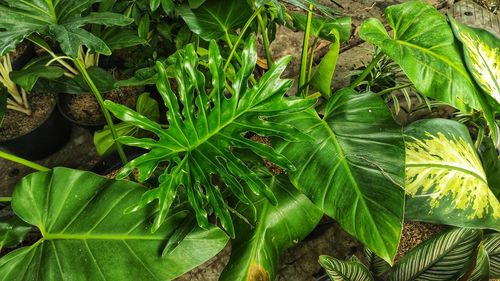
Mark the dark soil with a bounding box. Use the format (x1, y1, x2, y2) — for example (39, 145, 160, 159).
(0, 93, 55, 141)
(11, 41, 29, 62)
(395, 221, 445, 262)
(68, 87, 140, 125)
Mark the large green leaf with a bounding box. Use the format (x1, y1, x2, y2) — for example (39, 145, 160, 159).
(0, 215, 31, 251)
(449, 17, 500, 107)
(319, 255, 373, 281)
(177, 0, 252, 41)
(0, 0, 133, 57)
(276, 89, 405, 264)
(387, 228, 481, 281)
(219, 174, 322, 281)
(10, 65, 65, 92)
(0, 167, 229, 281)
(291, 13, 351, 43)
(404, 119, 500, 230)
(479, 137, 500, 198)
(484, 233, 500, 278)
(359, 1, 482, 112)
(105, 36, 315, 237)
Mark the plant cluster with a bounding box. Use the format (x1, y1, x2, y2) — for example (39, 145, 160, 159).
(0, 1, 498, 281)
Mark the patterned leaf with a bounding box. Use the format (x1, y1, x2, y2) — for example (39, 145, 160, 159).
(468, 244, 490, 281)
(387, 228, 481, 281)
(405, 119, 500, 230)
(484, 233, 500, 278)
(319, 255, 373, 281)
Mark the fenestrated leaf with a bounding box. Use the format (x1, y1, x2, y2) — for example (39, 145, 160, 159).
(219, 174, 323, 281)
(276, 89, 405, 264)
(387, 228, 481, 281)
(484, 233, 500, 278)
(319, 255, 373, 281)
(291, 12, 351, 43)
(177, 0, 252, 41)
(105, 36, 316, 237)
(359, 1, 482, 112)
(468, 244, 490, 281)
(404, 119, 500, 230)
(0, 215, 31, 251)
(0, 0, 133, 57)
(449, 17, 500, 107)
(0, 167, 229, 281)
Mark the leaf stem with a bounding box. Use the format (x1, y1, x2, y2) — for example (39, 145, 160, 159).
(0, 150, 50, 171)
(0, 197, 11, 202)
(350, 52, 384, 89)
(377, 83, 413, 96)
(73, 59, 128, 165)
(257, 12, 272, 68)
(305, 37, 319, 97)
(298, 4, 314, 97)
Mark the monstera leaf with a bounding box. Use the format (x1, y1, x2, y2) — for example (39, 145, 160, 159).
(177, 0, 252, 41)
(104, 36, 315, 237)
(484, 233, 500, 278)
(387, 228, 481, 281)
(275, 89, 405, 264)
(449, 17, 500, 107)
(319, 255, 373, 281)
(359, 1, 482, 112)
(0, 0, 133, 57)
(219, 174, 322, 281)
(404, 119, 500, 230)
(0, 168, 229, 281)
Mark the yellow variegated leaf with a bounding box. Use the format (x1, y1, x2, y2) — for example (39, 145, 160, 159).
(405, 119, 500, 230)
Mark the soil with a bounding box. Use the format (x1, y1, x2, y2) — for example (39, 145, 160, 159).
(395, 221, 446, 263)
(11, 41, 29, 62)
(0, 93, 55, 141)
(68, 87, 140, 125)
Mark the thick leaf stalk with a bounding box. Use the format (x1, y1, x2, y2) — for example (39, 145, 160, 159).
(105, 35, 315, 237)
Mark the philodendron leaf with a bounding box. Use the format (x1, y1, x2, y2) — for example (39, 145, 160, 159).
(177, 0, 252, 41)
(319, 255, 373, 281)
(0, 215, 31, 251)
(359, 1, 482, 112)
(449, 16, 500, 107)
(484, 233, 500, 278)
(105, 36, 315, 237)
(0, 0, 133, 57)
(468, 244, 490, 281)
(404, 119, 500, 230)
(291, 13, 351, 43)
(219, 175, 322, 281)
(10, 65, 65, 92)
(0, 168, 229, 281)
(387, 228, 481, 281)
(276, 89, 405, 264)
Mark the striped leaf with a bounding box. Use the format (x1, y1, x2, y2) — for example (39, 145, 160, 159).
(364, 247, 391, 277)
(387, 228, 481, 281)
(405, 119, 500, 230)
(319, 255, 373, 281)
(484, 233, 500, 278)
(468, 244, 490, 281)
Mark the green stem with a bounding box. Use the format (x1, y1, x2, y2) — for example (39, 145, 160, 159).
(298, 4, 314, 98)
(475, 126, 485, 149)
(0, 197, 12, 202)
(224, 7, 263, 72)
(257, 12, 272, 68)
(350, 52, 384, 89)
(377, 83, 413, 96)
(73, 59, 128, 165)
(305, 37, 319, 97)
(0, 150, 50, 171)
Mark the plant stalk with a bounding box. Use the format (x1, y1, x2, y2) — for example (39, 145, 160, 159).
(73, 58, 128, 165)
(0, 197, 12, 202)
(305, 37, 319, 97)
(350, 52, 384, 89)
(298, 4, 314, 97)
(377, 83, 413, 96)
(0, 150, 50, 171)
(257, 12, 272, 68)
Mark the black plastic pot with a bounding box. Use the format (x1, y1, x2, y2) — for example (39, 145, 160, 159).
(11, 42, 35, 71)
(0, 101, 72, 160)
(57, 93, 108, 131)
(91, 147, 147, 176)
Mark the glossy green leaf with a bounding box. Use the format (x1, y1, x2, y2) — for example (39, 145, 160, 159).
(150, 0, 161, 11)
(469, 244, 490, 281)
(10, 65, 65, 92)
(177, 0, 252, 41)
(276, 89, 405, 264)
(100, 28, 146, 50)
(94, 92, 160, 156)
(449, 17, 500, 107)
(310, 29, 340, 98)
(484, 233, 500, 278)
(479, 137, 500, 198)
(188, 0, 206, 9)
(359, 1, 482, 112)
(291, 13, 351, 43)
(219, 175, 322, 281)
(387, 228, 481, 281)
(319, 255, 373, 281)
(404, 119, 500, 230)
(0, 0, 133, 57)
(105, 36, 315, 236)
(0, 215, 31, 251)
(0, 167, 229, 281)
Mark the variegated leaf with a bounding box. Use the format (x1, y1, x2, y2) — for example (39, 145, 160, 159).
(484, 233, 500, 278)
(450, 17, 500, 107)
(319, 255, 373, 281)
(404, 119, 500, 230)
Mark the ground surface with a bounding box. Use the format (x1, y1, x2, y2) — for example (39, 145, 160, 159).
(0, 0, 498, 280)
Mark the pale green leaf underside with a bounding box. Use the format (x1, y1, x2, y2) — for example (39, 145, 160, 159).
(319, 255, 373, 281)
